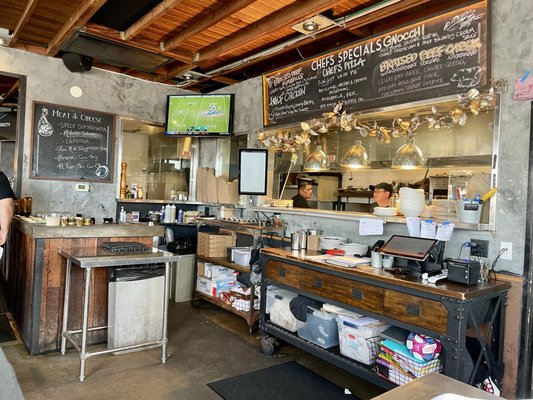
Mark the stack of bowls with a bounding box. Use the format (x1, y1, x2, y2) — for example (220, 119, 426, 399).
(399, 187, 426, 217)
(373, 207, 397, 217)
(337, 242, 368, 256)
(432, 198, 457, 220)
(319, 236, 347, 251)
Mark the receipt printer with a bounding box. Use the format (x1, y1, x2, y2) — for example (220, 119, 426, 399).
(444, 259, 480, 285)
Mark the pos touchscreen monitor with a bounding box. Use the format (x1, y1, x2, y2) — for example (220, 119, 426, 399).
(379, 235, 438, 261)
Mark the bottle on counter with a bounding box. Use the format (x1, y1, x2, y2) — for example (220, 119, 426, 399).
(177, 209, 183, 223)
(119, 207, 127, 224)
(125, 185, 131, 199)
(131, 183, 137, 199)
(160, 206, 165, 222)
(164, 204, 172, 223)
(169, 204, 176, 223)
(170, 190, 176, 201)
(137, 185, 144, 199)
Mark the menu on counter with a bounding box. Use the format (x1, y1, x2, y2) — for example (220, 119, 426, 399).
(30, 102, 115, 182)
(262, 0, 488, 126)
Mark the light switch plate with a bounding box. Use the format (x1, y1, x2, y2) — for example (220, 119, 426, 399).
(75, 183, 90, 192)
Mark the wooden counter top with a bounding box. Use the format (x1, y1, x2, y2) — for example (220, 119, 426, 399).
(261, 247, 510, 301)
(13, 217, 164, 239)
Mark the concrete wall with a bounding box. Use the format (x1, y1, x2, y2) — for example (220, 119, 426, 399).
(0, 47, 187, 221)
(0, 0, 531, 273)
(236, 0, 532, 277)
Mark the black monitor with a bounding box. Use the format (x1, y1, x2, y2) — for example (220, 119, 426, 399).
(380, 235, 438, 261)
(380, 235, 443, 276)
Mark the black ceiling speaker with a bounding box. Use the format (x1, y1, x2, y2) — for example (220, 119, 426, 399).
(62, 53, 93, 72)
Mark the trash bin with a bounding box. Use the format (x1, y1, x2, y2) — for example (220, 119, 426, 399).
(108, 265, 165, 352)
(160, 239, 196, 303)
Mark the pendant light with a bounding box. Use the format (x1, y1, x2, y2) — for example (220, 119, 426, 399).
(303, 145, 329, 171)
(391, 137, 425, 169)
(340, 140, 368, 169)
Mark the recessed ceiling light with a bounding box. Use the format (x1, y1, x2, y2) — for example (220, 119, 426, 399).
(302, 21, 319, 32)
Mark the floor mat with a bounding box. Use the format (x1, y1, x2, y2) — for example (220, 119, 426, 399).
(0, 313, 16, 343)
(208, 361, 360, 400)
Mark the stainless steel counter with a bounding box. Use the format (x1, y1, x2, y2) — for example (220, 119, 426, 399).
(13, 217, 164, 239)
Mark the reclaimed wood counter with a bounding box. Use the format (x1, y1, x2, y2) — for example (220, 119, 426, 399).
(259, 247, 510, 387)
(4, 217, 164, 354)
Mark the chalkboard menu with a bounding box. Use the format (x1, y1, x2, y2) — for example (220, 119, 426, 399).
(263, 1, 489, 126)
(31, 102, 115, 182)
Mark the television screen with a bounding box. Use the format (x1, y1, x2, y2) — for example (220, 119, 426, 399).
(238, 149, 268, 195)
(165, 94, 234, 137)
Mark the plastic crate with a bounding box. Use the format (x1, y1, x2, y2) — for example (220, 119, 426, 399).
(266, 288, 301, 332)
(297, 307, 338, 348)
(336, 314, 389, 365)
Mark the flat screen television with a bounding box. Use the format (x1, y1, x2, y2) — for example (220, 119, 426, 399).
(238, 149, 268, 195)
(165, 93, 234, 137)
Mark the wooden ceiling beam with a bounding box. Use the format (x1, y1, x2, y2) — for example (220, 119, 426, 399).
(121, 0, 186, 42)
(161, 0, 257, 52)
(46, 0, 108, 56)
(197, 0, 347, 62)
(9, 0, 40, 47)
(344, 0, 432, 33)
(205, 0, 434, 82)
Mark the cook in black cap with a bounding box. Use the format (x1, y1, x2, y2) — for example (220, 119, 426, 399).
(369, 182, 393, 208)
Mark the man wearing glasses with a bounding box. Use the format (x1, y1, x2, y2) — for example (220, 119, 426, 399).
(369, 182, 393, 208)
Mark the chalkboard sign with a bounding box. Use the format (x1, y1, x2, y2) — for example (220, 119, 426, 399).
(30, 102, 114, 182)
(263, 1, 489, 126)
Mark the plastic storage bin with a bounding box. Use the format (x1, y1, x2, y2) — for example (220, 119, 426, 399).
(297, 307, 338, 348)
(336, 314, 389, 364)
(266, 288, 300, 332)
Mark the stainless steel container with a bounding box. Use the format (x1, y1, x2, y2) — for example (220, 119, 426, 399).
(215, 207, 241, 219)
(291, 232, 302, 250)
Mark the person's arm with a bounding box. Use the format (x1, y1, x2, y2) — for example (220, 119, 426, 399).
(0, 197, 14, 246)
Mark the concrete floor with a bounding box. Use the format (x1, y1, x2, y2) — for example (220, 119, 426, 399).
(1, 301, 385, 400)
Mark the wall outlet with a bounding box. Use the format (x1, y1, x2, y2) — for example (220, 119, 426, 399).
(75, 183, 90, 192)
(470, 239, 489, 258)
(500, 242, 512, 260)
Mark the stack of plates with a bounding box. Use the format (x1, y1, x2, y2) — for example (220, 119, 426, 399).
(399, 187, 426, 217)
(373, 207, 397, 217)
(337, 242, 369, 256)
(319, 236, 347, 250)
(432, 199, 457, 220)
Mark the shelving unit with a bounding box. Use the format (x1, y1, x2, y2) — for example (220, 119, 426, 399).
(194, 218, 285, 332)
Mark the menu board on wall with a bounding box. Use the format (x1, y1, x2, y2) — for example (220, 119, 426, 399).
(30, 102, 114, 182)
(263, 1, 489, 126)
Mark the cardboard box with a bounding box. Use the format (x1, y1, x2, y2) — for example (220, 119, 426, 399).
(197, 261, 234, 280)
(196, 274, 236, 298)
(197, 232, 235, 258)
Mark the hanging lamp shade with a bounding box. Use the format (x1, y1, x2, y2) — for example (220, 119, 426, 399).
(303, 145, 329, 171)
(391, 137, 425, 169)
(340, 140, 368, 169)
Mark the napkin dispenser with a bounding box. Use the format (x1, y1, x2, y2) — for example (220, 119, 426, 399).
(445, 259, 480, 285)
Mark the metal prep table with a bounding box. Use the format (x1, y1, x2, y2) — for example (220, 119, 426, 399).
(58, 247, 183, 381)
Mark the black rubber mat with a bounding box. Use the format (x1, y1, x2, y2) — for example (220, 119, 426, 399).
(0, 313, 16, 343)
(208, 361, 360, 400)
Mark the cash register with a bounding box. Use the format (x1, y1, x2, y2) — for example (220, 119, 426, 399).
(379, 235, 445, 277)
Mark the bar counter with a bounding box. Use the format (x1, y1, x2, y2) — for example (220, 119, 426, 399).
(3, 217, 164, 354)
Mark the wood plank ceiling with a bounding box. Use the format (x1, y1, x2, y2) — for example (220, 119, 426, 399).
(0, 0, 472, 104)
